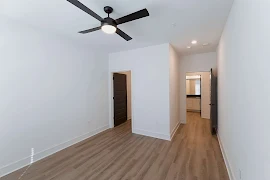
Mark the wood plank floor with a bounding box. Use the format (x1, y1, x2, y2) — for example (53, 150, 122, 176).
(1, 112, 229, 180)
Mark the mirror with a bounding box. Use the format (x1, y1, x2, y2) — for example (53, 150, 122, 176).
(186, 75, 201, 95)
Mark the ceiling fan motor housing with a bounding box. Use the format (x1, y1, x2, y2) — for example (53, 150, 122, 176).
(102, 17, 117, 28)
(102, 6, 116, 28)
(104, 6, 113, 14)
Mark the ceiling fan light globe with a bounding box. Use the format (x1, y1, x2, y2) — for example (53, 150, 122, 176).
(101, 25, 116, 34)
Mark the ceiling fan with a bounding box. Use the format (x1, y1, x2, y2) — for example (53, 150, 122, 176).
(67, 0, 150, 41)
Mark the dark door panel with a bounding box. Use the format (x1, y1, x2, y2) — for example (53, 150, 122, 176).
(210, 69, 218, 134)
(113, 73, 127, 127)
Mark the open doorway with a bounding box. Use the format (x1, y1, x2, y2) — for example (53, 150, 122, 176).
(186, 74, 201, 113)
(185, 71, 211, 124)
(112, 71, 132, 128)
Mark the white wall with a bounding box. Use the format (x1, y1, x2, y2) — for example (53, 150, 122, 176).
(179, 52, 217, 123)
(169, 45, 180, 137)
(0, 16, 109, 177)
(119, 71, 132, 120)
(217, 1, 270, 180)
(109, 44, 171, 140)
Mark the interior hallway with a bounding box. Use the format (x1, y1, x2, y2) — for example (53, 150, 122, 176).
(2, 113, 228, 180)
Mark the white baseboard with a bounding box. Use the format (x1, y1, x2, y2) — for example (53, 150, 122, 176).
(133, 122, 180, 142)
(170, 122, 180, 140)
(133, 129, 170, 141)
(217, 133, 236, 180)
(180, 119, 187, 124)
(0, 125, 109, 178)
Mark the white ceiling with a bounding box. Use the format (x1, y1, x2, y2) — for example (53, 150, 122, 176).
(0, 0, 233, 55)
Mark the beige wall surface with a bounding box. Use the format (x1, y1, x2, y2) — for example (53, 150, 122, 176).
(186, 80, 190, 94)
(186, 79, 197, 95)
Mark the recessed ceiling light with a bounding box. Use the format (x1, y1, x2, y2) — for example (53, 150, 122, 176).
(191, 40, 197, 44)
(202, 43, 209, 46)
(187, 46, 191, 49)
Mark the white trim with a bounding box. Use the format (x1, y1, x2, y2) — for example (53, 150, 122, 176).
(133, 129, 170, 141)
(170, 122, 180, 140)
(0, 125, 109, 178)
(181, 120, 187, 124)
(217, 133, 236, 180)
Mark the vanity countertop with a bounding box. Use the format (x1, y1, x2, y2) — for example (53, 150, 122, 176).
(187, 95, 201, 98)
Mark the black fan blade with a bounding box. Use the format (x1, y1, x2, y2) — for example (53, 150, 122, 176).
(67, 0, 103, 21)
(116, 9, 149, 25)
(116, 28, 132, 41)
(79, 26, 101, 34)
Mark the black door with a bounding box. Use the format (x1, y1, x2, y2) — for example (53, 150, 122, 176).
(113, 73, 127, 127)
(210, 69, 218, 134)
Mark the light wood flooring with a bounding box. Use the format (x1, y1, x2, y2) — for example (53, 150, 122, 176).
(1, 112, 229, 180)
